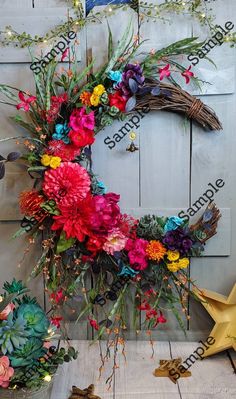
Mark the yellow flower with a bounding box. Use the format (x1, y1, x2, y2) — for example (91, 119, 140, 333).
(167, 262, 179, 273)
(146, 240, 167, 262)
(167, 250, 180, 262)
(93, 84, 105, 96)
(178, 258, 190, 269)
(50, 156, 61, 169)
(90, 93, 100, 106)
(41, 154, 51, 167)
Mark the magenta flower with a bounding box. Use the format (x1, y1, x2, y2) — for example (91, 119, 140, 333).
(61, 48, 69, 62)
(181, 66, 194, 84)
(89, 193, 121, 234)
(68, 107, 95, 133)
(158, 64, 171, 81)
(16, 91, 36, 112)
(126, 238, 149, 270)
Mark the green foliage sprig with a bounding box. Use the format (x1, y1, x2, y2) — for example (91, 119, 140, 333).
(0, 0, 235, 48)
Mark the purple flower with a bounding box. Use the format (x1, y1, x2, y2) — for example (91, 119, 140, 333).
(117, 63, 145, 97)
(163, 228, 193, 255)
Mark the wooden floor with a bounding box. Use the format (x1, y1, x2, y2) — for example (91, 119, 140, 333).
(51, 341, 236, 399)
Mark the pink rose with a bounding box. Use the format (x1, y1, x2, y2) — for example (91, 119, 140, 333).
(0, 303, 15, 320)
(0, 356, 14, 388)
(103, 228, 127, 255)
(68, 107, 95, 132)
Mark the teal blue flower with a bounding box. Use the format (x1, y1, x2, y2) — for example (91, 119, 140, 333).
(16, 303, 49, 338)
(97, 181, 107, 194)
(108, 70, 122, 84)
(118, 263, 139, 278)
(164, 216, 184, 233)
(0, 314, 28, 354)
(9, 337, 47, 367)
(52, 123, 70, 144)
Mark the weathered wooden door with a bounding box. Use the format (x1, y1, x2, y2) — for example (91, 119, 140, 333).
(0, 0, 235, 340)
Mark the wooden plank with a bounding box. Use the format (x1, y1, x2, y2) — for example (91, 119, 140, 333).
(0, 8, 81, 62)
(0, 63, 37, 220)
(114, 340, 180, 397)
(188, 0, 236, 96)
(34, 0, 69, 6)
(190, 0, 236, 333)
(170, 341, 236, 398)
(138, 0, 193, 334)
(0, 221, 44, 305)
(87, 7, 139, 338)
(190, 96, 236, 328)
(51, 340, 114, 399)
(86, 6, 139, 209)
(0, 0, 32, 7)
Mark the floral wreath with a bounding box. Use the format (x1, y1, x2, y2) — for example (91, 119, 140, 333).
(0, 25, 222, 386)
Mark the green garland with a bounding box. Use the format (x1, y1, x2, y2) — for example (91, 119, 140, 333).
(0, 0, 235, 48)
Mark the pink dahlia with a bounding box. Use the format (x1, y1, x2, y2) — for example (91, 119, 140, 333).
(47, 140, 81, 161)
(43, 162, 91, 207)
(51, 195, 93, 241)
(0, 356, 14, 388)
(69, 107, 95, 133)
(125, 238, 149, 270)
(89, 193, 121, 234)
(103, 228, 128, 255)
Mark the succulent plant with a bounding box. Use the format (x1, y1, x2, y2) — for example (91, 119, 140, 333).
(3, 279, 28, 295)
(16, 303, 50, 338)
(9, 337, 47, 367)
(0, 314, 28, 354)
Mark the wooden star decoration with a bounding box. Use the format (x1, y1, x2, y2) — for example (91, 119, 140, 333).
(195, 283, 236, 357)
(154, 358, 191, 383)
(69, 384, 102, 399)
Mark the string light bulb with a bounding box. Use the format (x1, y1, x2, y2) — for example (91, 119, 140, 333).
(43, 374, 52, 382)
(108, 7, 112, 12)
(7, 31, 12, 36)
(0, 296, 3, 303)
(201, 13, 206, 18)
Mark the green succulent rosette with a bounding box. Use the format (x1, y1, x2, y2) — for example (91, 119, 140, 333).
(16, 303, 50, 338)
(0, 314, 28, 354)
(9, 337, 47, 367)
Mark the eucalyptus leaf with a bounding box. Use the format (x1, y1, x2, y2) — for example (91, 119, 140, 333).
(7, 152, 21, 162)
(129, 78, 138, 94)
(0, 163, 5, 180)
(125, 96, 136, 112)
(151, 86, 161, 96)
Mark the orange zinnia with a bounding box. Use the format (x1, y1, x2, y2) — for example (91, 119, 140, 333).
(80, 91, 91, 106)
(146, 240, 167, 262)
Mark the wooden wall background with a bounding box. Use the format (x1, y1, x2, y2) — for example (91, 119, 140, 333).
(0, 0, 235, 340)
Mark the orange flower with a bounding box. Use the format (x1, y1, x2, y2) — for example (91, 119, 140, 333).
(19, 190, 46, 221)
(80, 91, 91, 106)
(146, 240, 167, 262)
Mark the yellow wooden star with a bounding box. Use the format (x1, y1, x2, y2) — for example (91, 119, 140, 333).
(195, 283, 236, 357)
